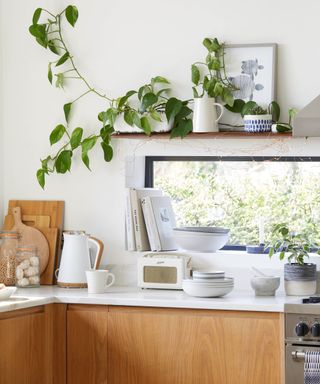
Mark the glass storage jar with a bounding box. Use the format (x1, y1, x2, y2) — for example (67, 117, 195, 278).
(0, 231, 19, 286)
(16, 246, 40, 287)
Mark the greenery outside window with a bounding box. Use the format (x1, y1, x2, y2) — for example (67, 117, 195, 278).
(145, 156, 320, 251)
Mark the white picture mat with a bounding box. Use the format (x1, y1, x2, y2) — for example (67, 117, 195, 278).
(219, 44, 277, 131)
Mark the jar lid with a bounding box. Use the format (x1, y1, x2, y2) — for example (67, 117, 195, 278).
(0, 230, 19, 238)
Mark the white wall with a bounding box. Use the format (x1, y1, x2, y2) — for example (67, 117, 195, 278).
(1, 0, 320, 272)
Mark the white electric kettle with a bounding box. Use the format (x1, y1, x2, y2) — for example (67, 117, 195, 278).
(56, 231, 104, 288)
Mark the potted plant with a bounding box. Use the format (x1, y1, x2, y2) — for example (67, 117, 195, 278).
(191, 38, 236, 133)
(240, 101, 273, 133)
(268, 224, 319, 296)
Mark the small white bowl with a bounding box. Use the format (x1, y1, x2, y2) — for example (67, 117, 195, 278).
(182, 280, 233, 298)
(0, 287, 17, 300)
(173, 229, 229, 253)
(250, 276, 280, 296)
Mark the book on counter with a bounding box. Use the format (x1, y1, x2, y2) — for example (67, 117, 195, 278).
(141, 196, 177, 251)
(125, 188, 163, 251)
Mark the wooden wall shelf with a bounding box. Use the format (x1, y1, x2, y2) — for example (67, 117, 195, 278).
(111, 131, 293, 140)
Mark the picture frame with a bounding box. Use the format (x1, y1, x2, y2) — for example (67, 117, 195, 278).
(219, 43, 277, 131)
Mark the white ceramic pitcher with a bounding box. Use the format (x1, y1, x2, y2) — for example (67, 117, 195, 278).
(56, 231, 104, 288)
(192, 97, 224, 133)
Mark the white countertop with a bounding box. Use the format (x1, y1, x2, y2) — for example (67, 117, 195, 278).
(0, 286, 302, 314)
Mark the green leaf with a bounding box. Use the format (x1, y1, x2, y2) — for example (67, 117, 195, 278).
(29, 23, 46, 39)
(70, 127, 83, 149)
(211, 38, 221, 52)
(55, 73, 64, 89)
(48, 63, 53, 84)
(225, 99, 245, 113)
(29, 24, 47, 48)
(170, 119, 193, 139)
(56, 52, 70, 67)
(132, 112, 142, 128)
(175, 105, 192, 120)
(106, 108, 118, 127)
(192, 87, 199, 98)
(241, 101, 258, 117)
(36, 169, 45, 189)
(288, 108, 297, 125)
(140, 92, 158, 113)
(138, 85, 151, 101)
(275, 123, 292, 133)
(222, 88, 234, 107)
(213, 82, 223, 97)
(63, 103, 72, 123)
(208, 58, 220, 71)
(203, 38, 213, 52)
(191, 64, 200, 85)
(55, 150, 72, 174)
(101, 142, 113, 162)
(141, 116, 152, 135)
(100, 125, 114, 141)
(151, 76, 170, 85)
(157, 88, 170, 97)
(49, 124, 66, 145)
(81, 136, 97, 170)
(124, 110, 134, 126)
(32, 8, 42, 25)
(165, 98, 182, 122)
(41, 156, 51, 170)
(118, 90, 137, 109)
(269, 101, 280, 122)
(150, 110, 162, 122)
(98, 111, 108, 125)
(48, 40, 60, 55)
(65, 5, 79, 27)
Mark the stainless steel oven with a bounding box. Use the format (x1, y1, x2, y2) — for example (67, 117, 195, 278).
(285, 304, 320, 383)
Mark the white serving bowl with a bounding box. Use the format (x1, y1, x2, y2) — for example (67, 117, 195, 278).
(193, 270, 225, 281)
(173, 229, 229, 253)
(0, 287, 17, 300)
(182, 280, 233, 298)
(250, 276, 280, 296)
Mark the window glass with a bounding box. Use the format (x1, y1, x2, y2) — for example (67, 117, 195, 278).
(150, 159, 320, 246)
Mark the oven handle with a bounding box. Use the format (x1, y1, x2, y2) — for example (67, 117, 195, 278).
(292, 351, 306, 361)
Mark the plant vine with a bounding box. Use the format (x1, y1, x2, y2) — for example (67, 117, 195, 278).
(29, 5, 193, 188)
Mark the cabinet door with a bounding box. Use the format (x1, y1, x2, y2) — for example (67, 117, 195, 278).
(108, 306, 282, 384)
(67, 304, 108, 384)
(0, 306, 46, 384)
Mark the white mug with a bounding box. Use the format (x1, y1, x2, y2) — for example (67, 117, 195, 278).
(86, 270, 115, 294)
(192, 97, 224, 133)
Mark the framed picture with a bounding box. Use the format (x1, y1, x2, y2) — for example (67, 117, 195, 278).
(219, 43, 277, 131)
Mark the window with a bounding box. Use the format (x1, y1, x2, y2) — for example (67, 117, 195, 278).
(145, 156, 320, 250)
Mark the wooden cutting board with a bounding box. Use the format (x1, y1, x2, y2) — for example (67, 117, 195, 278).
(11, 207, 50, 275)
(39, 227, 58, 285)
(5, 200, 65, 279)
(4, 214, 51, 229)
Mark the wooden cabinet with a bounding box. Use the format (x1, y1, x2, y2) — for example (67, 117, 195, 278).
(1, 303, 283, 384)
(0, 306, 47, 384)
(67, 304, 108, 384)
(107, 306, 283, 384)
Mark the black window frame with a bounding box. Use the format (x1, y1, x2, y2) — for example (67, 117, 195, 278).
(144, 155, 320, 251)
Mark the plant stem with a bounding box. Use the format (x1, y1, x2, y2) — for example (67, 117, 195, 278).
(57, 15, 114, 103)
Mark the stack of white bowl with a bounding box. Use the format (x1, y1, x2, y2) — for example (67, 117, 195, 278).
(182, 270, 234, 298)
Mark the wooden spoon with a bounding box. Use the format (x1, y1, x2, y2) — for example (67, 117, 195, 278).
(12, 207, 49, 274)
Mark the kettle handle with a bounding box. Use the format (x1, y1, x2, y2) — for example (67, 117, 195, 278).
(88, 236, 104, 270)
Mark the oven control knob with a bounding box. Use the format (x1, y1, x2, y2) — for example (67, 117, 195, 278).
(295, 322, 309, 337)
(311, 323, 320, 337)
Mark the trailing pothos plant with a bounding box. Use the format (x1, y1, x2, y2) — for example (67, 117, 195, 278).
(191, 37, 237, 107)
(29, 5, 193, 188)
